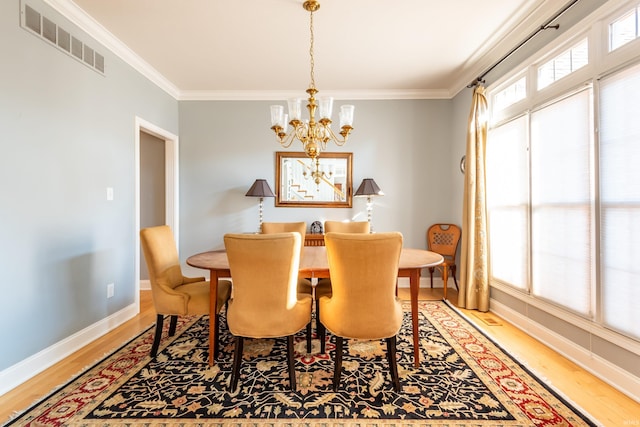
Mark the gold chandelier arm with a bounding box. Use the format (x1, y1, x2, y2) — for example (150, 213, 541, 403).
(322, 124, 349, 146)
(275, 129, 297, 148)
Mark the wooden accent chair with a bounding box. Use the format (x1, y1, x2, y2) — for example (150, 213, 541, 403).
(224, 232, 313, 391)
(426, 224, 461, 296)
(318, 232, 403, 392)
(315, 221, 370, 353)
(140, 225, 232, 358)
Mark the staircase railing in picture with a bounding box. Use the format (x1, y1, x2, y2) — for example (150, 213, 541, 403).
(295, 159, 345, 200)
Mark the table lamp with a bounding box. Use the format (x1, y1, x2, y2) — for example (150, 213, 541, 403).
(354, 178, 384, 233)
(245, 179, 275, 232)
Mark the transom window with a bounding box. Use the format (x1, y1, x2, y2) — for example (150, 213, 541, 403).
(493, 76, 527, 112)
(610, 6, 640, 51)
(537, 38, 588, 89)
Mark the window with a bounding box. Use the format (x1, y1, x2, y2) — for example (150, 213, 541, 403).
(486, 2, 640, 341)
(610, 7, 639, 51)
(537, 39, 589, 89)
(530, 89, 593, 314)
(487, 117, 529, 290)
(493, 76, 527, 112)
(599, 63, 640, 340)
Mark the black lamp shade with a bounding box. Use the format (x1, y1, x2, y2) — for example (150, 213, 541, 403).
(354, 178, 383, 197)
(245, 179, 275, 198)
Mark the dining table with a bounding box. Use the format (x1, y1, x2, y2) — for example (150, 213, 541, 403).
(187, 245, 443, 367)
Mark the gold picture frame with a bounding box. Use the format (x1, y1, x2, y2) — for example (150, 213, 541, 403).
(275, 152, 352, 208)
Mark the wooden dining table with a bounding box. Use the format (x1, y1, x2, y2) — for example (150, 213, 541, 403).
(187, 246, 443, 367)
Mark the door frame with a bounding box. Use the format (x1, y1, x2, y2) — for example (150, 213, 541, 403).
(134, 116, 179, 305)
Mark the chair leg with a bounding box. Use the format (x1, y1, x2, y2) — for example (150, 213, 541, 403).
(150, 314, 164, 358)
(317, 299, 327, 354)
(429, 267, 434, 288)
(287, 335, 297, 390)
(442, 265, 449, 301)
(230, 336, 244, 391)
(306, 322, 312, 354)
(214, 314, 221, 361)
(386, 336, 401, 392)
(168, 315, 178, 337)
(452, 265, 459, 290)
(333, 336, 344, 392)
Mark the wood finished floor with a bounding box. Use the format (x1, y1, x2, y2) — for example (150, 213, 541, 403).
(1, 288, 638, 425)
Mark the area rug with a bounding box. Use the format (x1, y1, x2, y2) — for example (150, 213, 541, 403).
(5, 301, 598, 427)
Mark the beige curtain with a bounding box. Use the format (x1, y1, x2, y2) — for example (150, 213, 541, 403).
(458, 85, 490, 312)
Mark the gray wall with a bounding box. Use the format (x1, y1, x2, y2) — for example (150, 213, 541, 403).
(0, 0, 178, 370)
(178, 99, 457, 274)
(140, 132, 166, 280)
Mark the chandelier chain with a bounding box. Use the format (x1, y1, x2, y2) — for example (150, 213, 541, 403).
(309, 9, 316, 90)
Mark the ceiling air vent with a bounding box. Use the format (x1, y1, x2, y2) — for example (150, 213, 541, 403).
(20, 2, 105, 76)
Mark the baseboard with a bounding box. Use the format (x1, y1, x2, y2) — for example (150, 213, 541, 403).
(490, 299, 640, 403)
(140, 279, 151, 290)
(0, 302, 139, 397)
(397, 277, 443, 288)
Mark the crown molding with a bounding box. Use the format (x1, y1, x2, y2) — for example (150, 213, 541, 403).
(44, 0, 585, 102)
(43, 0, 181, 99)
(448, 0, 571, 97)
(178, 88, 453, 101)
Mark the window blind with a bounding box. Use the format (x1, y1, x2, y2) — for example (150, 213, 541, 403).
(487, 116, 529, 289)
(600, 63, 640, 340)
(530, 89, 593, 315)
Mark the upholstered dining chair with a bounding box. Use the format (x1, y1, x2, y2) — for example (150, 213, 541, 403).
(315, 221, 370, 353)
(224, 232, 313, 391)
(261, 221, 313, 352)
(140, 225, 232, 359)
(324, 220, 370, 234)
(426, 224, 461, 293)
(318, 232, 403, 392)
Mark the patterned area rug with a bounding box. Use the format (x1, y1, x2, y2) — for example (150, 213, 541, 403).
(5, 301, 598, 426)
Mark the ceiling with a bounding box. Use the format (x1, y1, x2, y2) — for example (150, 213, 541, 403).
(63, 0, 565, 100)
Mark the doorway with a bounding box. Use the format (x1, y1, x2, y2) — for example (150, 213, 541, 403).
(135, 117, 179, 298)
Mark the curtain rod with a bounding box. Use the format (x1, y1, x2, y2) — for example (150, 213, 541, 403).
(467, 0, 581, 88)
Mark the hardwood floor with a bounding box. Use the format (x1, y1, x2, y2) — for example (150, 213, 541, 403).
(1, 289, 638, 425)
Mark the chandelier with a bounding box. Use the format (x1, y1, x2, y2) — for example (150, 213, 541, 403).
(269, 0, 354, 169)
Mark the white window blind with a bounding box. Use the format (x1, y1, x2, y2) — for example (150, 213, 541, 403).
(599, 63, 640, 340)
(487, 116, 529, 289)
(530, 89, 593, 315)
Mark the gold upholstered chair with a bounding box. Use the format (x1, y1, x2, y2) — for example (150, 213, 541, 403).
(315, 220, 370, 353)
(426, 223, 461, 294)
(261, 221, 307, 241)
(224, 232, 313, 391)
(140, 225, 232, 359)
(318, 232, 403, 392)
(324, 220, 370, 234)
(261, 221, 314, 352)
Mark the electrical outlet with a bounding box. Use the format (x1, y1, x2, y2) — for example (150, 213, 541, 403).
(107, 283, 114, 298)
(106, 187, 114, 201)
